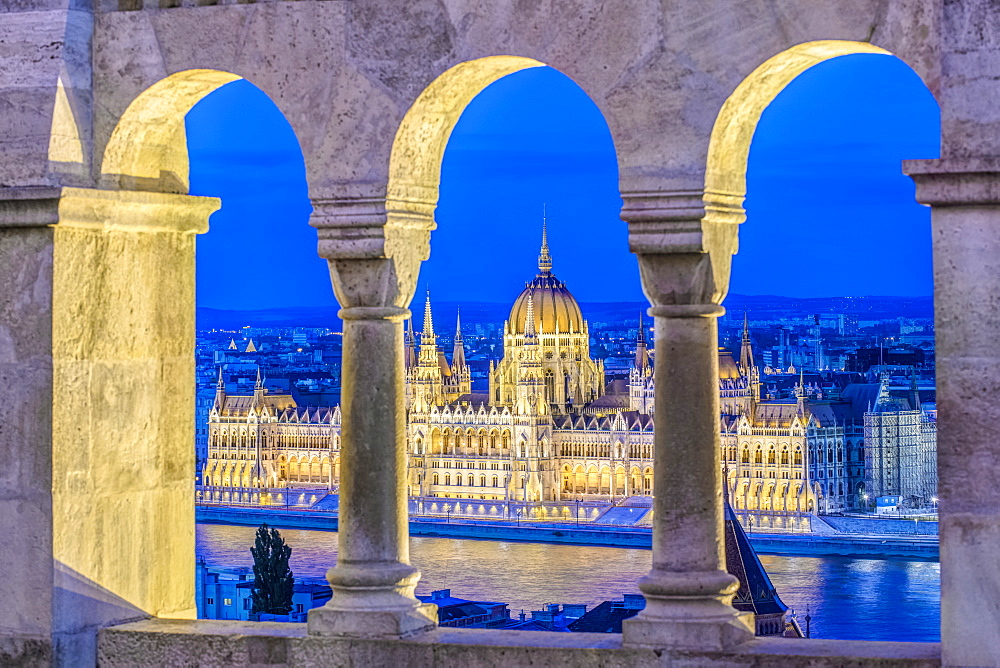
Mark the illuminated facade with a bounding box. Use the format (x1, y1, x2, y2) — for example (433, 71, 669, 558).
(202, 368, 341, 494)
(404, 227, 647, 503)
(202, 231, 829, 511)
(201, 232, 943, 513)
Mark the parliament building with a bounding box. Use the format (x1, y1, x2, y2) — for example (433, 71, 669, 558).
(202, 231, 934, 514)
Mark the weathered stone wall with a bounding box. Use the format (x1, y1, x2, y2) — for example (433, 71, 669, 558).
(0, 188, 217, 666)
(82, 1, 939, 201)
(98, 619, 942, 668)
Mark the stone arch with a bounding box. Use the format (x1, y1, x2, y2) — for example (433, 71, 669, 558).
(388, 57, 545, 227)
(702, 41, 938, 301)
(706, 42, 895, 214)
(101, 69, 300, 196)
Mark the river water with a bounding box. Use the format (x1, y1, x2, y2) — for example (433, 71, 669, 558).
(196, 523, 940, 642)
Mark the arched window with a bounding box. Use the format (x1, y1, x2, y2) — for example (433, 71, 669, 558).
(780, 449, 789, 465)
(467, 475, 474, 486)
(794, 449, 802, 466)
(742, 448, 750, 464)
(492, 476, 499, 487)
(432, 473, 439, 485)
(444, 474, 451, 486)
(479, 476, 486, 487)
(767, 448, 775, 464)
(828, 449, 834, 463)
(754, 449, 762, 464)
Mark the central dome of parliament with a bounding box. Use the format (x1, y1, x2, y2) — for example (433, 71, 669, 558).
(508, 224, 585, 335)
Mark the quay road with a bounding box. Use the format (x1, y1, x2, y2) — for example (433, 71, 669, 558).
(196, 505, 939, 560)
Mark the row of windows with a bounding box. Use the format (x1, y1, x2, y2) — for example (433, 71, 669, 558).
(430, 460, 508, 470)
(557, 444, 654, 459)
(432, 474, 503, 487)
(726, 447, 802, 465)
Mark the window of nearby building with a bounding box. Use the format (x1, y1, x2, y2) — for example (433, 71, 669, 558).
(207, 598, 214, 605)
(224, 598, 232, 606)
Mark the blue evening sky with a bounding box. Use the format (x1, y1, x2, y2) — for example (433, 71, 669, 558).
(187, 54, 939, 310)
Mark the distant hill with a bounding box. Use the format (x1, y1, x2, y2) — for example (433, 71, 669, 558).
(198, 294, 932, 331)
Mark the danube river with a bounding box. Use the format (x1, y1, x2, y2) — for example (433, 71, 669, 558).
(197, 523, 940, 642)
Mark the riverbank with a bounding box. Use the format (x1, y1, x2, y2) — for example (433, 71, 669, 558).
(196, 506, 939, 560)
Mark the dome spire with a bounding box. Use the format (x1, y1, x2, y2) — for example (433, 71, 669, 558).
(524, 291, 537, 336)
(538, 204, 552, 274)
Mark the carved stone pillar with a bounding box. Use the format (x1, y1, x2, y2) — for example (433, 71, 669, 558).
(0, 186, 215, 665)
(306, 195, 437, 638)
(620, 191, 754, 650)
(905, 158, 1000, 667)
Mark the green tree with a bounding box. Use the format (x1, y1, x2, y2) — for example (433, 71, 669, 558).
(250, 523, 294, 617)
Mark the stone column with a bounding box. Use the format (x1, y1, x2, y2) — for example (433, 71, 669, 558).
(306, 196, 437, 638)
(307, 305, 436, 637)
(620, 190, 753, 650)
(0, 186, 215, 666)
(905, 159, 1000, 667)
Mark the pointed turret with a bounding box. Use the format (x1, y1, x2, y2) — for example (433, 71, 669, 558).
(245, 338, 257, 353)
(227, 338, 237, 350)
(524, 292, 537, 337)
(253, 366, 265, 405)
(795, 367, 808, 417)
(213, 366, 226, 410)
(739, 313, 754, 371)
(739, 312, 760, 407)
(635, 312, 649, 371)
(538, 207, 553, 275)
(421, 290, 436, 344)
(452, 309, 466, 371)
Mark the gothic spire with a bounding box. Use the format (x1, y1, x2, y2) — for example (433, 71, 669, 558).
(452, 308, 466, 370)
(214, 366, 226, 410)
(422, 289, 436, 341)
(524, 291, 537, 337)
(635, 311, 649, 371)
(538, 205, 553, 274)
(739, 312, 754, 372)
(255, 365, 263, 390)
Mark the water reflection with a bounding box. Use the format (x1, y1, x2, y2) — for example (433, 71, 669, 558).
(196, 523, 939, 641)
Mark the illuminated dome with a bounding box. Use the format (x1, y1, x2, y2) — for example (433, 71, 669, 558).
(508, 223, 585, 335)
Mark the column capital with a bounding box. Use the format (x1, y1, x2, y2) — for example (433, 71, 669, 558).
(312, 194, 434, 311)
(0, 186, 217, 233)
(904, 157, 1000, 206)
(622, 190, 742, 309)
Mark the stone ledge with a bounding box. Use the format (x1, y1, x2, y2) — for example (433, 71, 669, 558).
(98, 618, 941, 668)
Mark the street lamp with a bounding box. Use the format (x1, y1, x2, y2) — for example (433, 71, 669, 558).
(516, 509, 522, 527)
(575, 499, 581, 526)
(747, 515, 753, 535)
